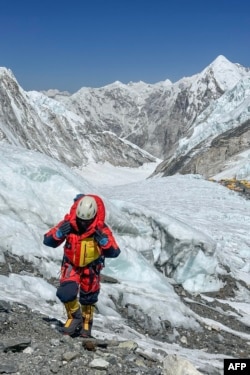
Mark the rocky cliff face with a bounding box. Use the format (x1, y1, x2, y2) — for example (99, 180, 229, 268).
(152, 75, 250, 178)
(152, 119, 250, 178)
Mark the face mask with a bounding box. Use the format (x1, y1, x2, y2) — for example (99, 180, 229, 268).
(76, 217, 94, 232)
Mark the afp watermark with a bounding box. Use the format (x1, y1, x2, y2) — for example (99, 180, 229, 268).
(224, 359, 250, 374)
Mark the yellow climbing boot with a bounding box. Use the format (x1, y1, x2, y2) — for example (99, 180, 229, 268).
(80, 304, 95, 338)
(63, 299, 83, 336)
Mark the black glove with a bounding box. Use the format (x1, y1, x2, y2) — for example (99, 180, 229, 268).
(94, 229, 109, 246)
(56, 221, 71, 238)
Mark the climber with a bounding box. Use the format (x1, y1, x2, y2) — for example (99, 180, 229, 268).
(43, 194, 121, 337)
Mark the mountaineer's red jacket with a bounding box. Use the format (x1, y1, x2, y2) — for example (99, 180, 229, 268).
(43, 194, 120, 267)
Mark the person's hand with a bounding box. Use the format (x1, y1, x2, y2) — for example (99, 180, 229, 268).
(56, 221, 71, 238)
(94, 229, 109, 246)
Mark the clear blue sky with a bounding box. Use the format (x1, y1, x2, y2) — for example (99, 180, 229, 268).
(1, 0, 249, 93)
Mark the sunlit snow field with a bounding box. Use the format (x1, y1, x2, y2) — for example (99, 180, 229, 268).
(1, 143, 250, 373)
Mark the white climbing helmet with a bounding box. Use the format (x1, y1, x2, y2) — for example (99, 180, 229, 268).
(76, 196, 97, 220)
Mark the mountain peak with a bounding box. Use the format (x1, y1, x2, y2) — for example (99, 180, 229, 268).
(207, 55, 236, 74)
(211, 54, 231, 66)
(201, 54, 249, 91)
(0, 67, 16, 81)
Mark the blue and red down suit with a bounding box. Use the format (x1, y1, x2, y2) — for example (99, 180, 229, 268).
(43, 194, 120, 305)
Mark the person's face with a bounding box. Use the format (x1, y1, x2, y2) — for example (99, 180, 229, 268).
(76, 216, 94, 232)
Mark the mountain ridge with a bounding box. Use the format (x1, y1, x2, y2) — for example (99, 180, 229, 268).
(0, 69, 156, 168)
(1, 55, 250, 179)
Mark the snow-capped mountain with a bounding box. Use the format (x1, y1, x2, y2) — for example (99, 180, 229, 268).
(46, 55, 250, 163)
(152, 75, 250, 178)
(0, 68, 156, 168)
(1, 55, 250, 180)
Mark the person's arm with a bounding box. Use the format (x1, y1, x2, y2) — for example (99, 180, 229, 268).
(43, 220, 71, 248)
(94, 225, 121, 258)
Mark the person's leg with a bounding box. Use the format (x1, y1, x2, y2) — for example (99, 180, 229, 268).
(79, 266, 101, 337)
(56, 262, 82, 335)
